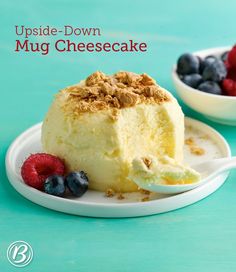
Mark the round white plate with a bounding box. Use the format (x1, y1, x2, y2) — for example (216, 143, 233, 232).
(5, 117, 231, 218)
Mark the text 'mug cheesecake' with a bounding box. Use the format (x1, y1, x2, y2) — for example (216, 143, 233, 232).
(42, 71, 188, 192)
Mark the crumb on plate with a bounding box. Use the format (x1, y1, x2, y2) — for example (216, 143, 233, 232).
(117, 193, 125, 200)
(138, 188, 151, 195)
(141, 196, 150, 202)
(190, 146, 205, 156)
(185, 137, 195, 145)
(185, 136, 205, 156)
(105, 188, 115, 197)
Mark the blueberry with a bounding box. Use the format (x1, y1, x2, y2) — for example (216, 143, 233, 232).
(198, 81, 222, 95)
(182, 74, 203, 88)
(198, 57, 205, 74)
(202, 59, 227, 82)
(200, 56, 218, 72)
(44, 175, 65, 196)
(65, 171, 89, 197)
(177, 53, 200, 75)
(221, 51, 229, 62)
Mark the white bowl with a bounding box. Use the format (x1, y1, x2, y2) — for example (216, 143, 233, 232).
(172, 46, 236, 126)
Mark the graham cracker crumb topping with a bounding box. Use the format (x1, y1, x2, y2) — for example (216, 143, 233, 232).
(142, 157, 152, 169)
(62, 71, 171, 115)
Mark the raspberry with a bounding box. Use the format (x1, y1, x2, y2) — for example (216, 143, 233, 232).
(227, 68, 236, 81)
(227, 45, 236, 69)
(222, 79, 236, 96)
(224, 59, 231, 70)
(21, 153, 65, 190)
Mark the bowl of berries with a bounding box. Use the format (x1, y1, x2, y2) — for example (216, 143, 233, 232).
(172, 45, 236, 125)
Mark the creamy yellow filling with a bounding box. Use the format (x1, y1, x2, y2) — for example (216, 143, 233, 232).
(129, 155, 201, 186)
(42, 78, 184, 192)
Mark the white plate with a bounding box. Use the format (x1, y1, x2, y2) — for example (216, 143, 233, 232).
(5, 117, 231, 218)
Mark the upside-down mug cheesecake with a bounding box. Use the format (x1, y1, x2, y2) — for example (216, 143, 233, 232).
(41, 71, 200, 193)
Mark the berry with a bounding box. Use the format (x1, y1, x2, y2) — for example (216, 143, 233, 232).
(200, 56, 218, 72)
(182, 74, 203, 88)
(202, 59, 227, 82)
(222, 79, 236, 96)
(227, 68, 236, 81)
(65, 171, 89, 197)
(177, 53, 200, 75)
(227, 45, 236, 68)
(44, 175, 66, 196)
(198, 81, 222, 95)
(21, 153, 65, 190)
(224, 59, 231, 70)
(197, 57, 204, 74)
(221, 51, 229, 62)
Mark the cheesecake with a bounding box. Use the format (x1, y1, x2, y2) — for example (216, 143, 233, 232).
(129, 155, 200, 186)
(41, 71, 185, 192)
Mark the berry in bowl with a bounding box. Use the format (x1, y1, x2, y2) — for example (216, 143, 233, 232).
(172, 45, 236, 125)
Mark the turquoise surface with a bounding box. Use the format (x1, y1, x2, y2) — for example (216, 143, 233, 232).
(1, 0, 236, 271)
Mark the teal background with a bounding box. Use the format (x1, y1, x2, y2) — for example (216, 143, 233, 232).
(1, 0, 236, 271)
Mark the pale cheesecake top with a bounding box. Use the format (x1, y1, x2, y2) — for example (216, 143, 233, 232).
(59, 71, 171, 117)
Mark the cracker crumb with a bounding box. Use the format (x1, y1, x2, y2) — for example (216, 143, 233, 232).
(62, 71, 171, 116)
(139, 188, 151, 195)
(142, 157, 152, 169)
(105, 188, 115, 197)
(185, 137, 195, 146)
(108, 108, 119, 121)
(185, 136, 205, 156)
(141, 196, 150, 202)
(190, 146, 205, 156)
(117, 193, 125, 200)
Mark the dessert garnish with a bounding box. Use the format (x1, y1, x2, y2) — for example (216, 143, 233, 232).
(62, 71, 171, 116)
(65, 171, 89, 197)
(44, 175, 66, 196)
(21, 153, 65, 190)
(21, 153, 89, 198)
